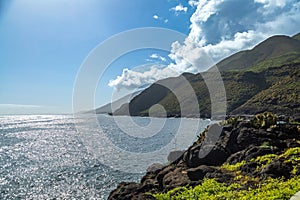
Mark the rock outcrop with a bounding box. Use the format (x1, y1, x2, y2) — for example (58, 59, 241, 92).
(108, 114, 300, 199)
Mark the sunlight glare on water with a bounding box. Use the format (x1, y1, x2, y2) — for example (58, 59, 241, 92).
(0, 115, 210, 199)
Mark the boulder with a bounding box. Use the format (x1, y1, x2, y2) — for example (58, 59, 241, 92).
(226, 146, 275, 164)
(162, 167, 190, 191)
(108, 182, 141, 200)
(184, 144, 229, 167)
(260, 159, 292, 178)
(146, 163, 165, 173)
(186, 165, 217, 181)
(167, 150, 184, 163)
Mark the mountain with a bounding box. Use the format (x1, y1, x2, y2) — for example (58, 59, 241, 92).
(86, 91, 140, 114)
(233, 63, 300, 115)
(113, 33, 300, 118)
(215, 35, 300, 71)
(113, 68, 275, 118)
(293, 32, 300, 41)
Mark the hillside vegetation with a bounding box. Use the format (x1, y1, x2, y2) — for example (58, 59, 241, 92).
(113, 33, 300, 118)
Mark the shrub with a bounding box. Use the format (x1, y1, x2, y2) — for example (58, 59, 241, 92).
(250, 112, 277, 128)
(222, 116, 243, 126)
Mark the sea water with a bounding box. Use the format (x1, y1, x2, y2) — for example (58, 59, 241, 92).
(0, 114, 211, 199)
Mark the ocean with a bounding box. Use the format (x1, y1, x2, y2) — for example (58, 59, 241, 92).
(0, 114, 211, 199)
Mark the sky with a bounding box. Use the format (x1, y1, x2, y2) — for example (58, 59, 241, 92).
(0, 0, 300, 114)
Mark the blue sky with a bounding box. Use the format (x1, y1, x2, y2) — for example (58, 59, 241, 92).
(1, 0, 300, 114)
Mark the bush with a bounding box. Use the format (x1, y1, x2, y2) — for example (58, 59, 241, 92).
(222, 116, 243, 126)
(250, 112, 277, 128)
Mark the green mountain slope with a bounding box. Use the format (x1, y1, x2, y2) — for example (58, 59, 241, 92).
(113, 69, 270, 118)
(113, 33, 300, 118)
(245, 51, 300, 72)
(233, 63, 300, 115)
(216, 35, 300, 71)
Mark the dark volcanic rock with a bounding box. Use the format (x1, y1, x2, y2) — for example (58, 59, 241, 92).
(239, 162, 259, 174)
(186, 165, 217, 181)
(167, 150, 184, 162)
(204, 171, 233, 183)
(183, 124, 230, 167)
(226, 145, 276, 164)
(184, 144, 229, 167)
(260, 159, 293, 178)
(236, 127, 261, 147)
(108, 119, 300, 199)
(146, 163, 165, 173)
(162, 167, 190, 191)
(108, 182, 146, 200)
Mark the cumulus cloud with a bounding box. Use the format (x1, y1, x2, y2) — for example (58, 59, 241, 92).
(108, 65, 179, 90)
(109, 0, 300, 90)
(173, 0, 300, 62)
(168, 39, 214, 73)
(170, 4, 188, 15)
(188, 0, 225, 44)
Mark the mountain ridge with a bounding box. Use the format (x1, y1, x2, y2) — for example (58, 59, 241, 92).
(113, 32, 300, 118)
(215, 35, 300, 71)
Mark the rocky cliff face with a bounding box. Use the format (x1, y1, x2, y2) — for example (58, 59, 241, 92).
(108, 114, 300, 199)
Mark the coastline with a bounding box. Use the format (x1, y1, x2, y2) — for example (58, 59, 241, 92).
(108, 113, 300, 199)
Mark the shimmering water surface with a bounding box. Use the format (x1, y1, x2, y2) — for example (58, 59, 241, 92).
(0, 115, 210, 199)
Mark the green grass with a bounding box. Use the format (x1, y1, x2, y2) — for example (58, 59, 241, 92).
(152, 147, 300, 200)
(246, 52, 300, 73)
(153, 176, 300, 200)
(221, 160, 246, 171)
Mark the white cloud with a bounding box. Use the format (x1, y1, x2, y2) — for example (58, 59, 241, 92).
(170, 0, 300, 63)
(109, 0, 300, 90)
(191, 0, 224, 23)
(150, 54, 167, 62)
(153, 14, 168, 23)
(255, 0, 289, 8)
(188, 0, 199, 7)
(170, 4, 188, 15)
(203, 0, 300, 61)
(168, 39, 214, 73)
(108, 65, 179, 90)
(150, 54, 159, 59)
(188, 0, 225, 44)
(202, 31, 266, 60)
(255, 0, 291, 15)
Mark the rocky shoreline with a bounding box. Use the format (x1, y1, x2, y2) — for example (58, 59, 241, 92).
(108, 113, 300, 199)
